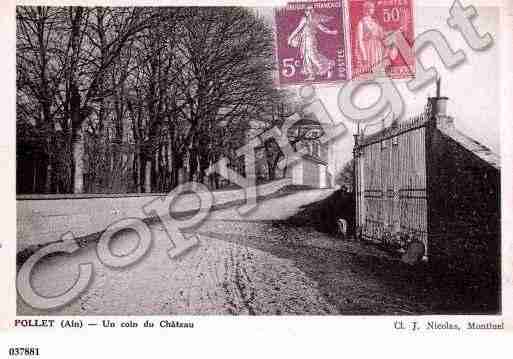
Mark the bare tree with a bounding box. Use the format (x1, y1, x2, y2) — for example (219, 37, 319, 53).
(17, 6, 69, 193)
(17, 6, 289, 194)
(60, 7, 163, 193)
(169, 7, 278, 184)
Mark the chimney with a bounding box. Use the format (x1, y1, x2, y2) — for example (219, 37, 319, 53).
(428, 77, 454, 131)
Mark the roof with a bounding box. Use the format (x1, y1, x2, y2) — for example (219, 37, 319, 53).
(439, 125, 500, 170)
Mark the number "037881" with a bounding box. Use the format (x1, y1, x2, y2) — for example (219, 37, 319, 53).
(8, 347, 40, 357)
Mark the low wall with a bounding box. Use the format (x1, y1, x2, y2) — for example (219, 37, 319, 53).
(17, 178, 292, 251)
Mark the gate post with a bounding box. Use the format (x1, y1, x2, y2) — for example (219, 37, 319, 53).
(353, 133, 360, 240)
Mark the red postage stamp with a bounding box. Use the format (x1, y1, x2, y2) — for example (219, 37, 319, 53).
(274, 1, 348, 86)
(347, 0, 415, 79)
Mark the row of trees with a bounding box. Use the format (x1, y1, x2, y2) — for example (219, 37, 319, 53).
(17, 6, 293, 194)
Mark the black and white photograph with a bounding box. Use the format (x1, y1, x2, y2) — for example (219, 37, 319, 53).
(14, 2, 502, 318)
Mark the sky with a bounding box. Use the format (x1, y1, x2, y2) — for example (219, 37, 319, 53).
(256, 4, 501, 175)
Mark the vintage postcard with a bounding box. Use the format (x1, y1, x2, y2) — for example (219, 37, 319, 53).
(1, 0, 512, 357)
(11, 1, 503, 316)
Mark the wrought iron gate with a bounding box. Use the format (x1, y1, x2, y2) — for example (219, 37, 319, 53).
(355, 122, 428, 256)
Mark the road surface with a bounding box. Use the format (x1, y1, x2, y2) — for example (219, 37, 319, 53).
(17, 189, 430, 315)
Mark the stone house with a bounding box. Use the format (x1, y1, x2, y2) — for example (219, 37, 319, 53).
(354, 84, 500, 276)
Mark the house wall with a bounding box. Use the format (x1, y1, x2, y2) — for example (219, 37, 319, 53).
(426, 127, 500, 273)
(302, 160, 321, 187)
(291, 161, 303, 185)
(323, 141, 335, 188)
(319, 165, 327, 188)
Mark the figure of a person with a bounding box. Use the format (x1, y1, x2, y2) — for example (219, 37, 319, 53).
(356, 1, 386, 71)
(356, 1, 408, 73)
(287, 7, 338, 81)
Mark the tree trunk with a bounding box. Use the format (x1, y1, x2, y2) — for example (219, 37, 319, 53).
(267, 160, 274, 180)
(165, 143, 171, 191)
(214, 173, 220, 189)
(45, 157, 53, 194)
(155, 147, 161, 191)
(173, 162, 181, 189)
(134, 147, 141, 192)
(72, 130, 84, 194)
(144, 160, 152, 193)
(170, 149, 181, 189)
(188, 147, 198, 182)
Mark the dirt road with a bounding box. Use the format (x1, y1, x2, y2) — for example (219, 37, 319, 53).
(18, 189, 460, 315)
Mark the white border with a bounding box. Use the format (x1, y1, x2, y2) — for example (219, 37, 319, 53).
(2, 1, 513, 356)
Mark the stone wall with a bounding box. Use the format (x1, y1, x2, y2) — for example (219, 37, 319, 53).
(17, 178, 292, 251)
